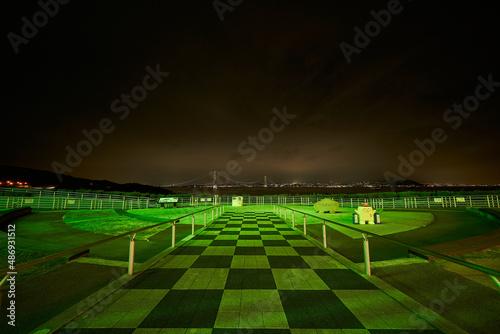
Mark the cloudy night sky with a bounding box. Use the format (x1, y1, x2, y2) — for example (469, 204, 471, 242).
(3, 0, 500, 186)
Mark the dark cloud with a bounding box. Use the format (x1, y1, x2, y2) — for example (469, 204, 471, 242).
(3, 0, 500, 185)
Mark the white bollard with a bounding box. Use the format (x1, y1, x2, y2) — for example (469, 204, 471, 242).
(128, 233, 136, 275)
(362, 233, 371, 276)
(303, 214, 307, 235)
(192, 215, 195, 235)
(322, 221, 327, 249)
(172, 222, 176, 248)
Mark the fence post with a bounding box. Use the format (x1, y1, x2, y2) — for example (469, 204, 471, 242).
(284, 209, 287, 221)
(322, 220, 327, 248)
(204, 211, 207, 227)
(212, 209, 214, 220)
(172, 221, 176, 248)
(192, 214, 195, 235)
(292, 211, 295, 228)
(362, 233, 371, 276)
(128, 233, 136, 275)
(303, 214, 307, 235)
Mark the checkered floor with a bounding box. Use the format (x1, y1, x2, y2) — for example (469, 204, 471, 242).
(65, 212, 443, 333)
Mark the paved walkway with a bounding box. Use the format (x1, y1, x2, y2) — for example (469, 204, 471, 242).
(56, 211, 444, 333)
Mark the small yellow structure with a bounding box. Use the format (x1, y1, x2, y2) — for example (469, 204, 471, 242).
(313, 198, 339, 213)
(232, 196, 243, 207)
(354, 203, 379, 224)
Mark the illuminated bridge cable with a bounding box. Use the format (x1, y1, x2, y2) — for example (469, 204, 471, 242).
(224, 177, 264, 184)
(266, 178, 278, 185)
(168, 174, 210, 186)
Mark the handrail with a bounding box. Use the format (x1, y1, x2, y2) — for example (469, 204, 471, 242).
(277, 205, 500, 277)
(0, 206, 217, 276)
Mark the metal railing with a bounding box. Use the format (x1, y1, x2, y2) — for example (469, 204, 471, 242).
(0, 205, 226, 306)
(1, 186, 499, 210)
(273, 194, 500, 209)
(274, 205, 500, 290)
(0, 187, 153, 201)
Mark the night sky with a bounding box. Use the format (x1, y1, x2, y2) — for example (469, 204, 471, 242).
(4, 0, 500, 186)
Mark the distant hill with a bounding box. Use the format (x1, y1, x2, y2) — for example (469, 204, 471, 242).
(0, 165, 172, 195)
(392, 179, 422, 186)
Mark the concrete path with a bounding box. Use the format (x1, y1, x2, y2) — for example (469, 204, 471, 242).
(48, 211, 449, 333)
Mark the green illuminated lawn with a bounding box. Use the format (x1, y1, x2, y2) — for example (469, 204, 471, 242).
(63, 207, 216, 240)
(281, 205, 434, 239)
(61, 204, 433, 240)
